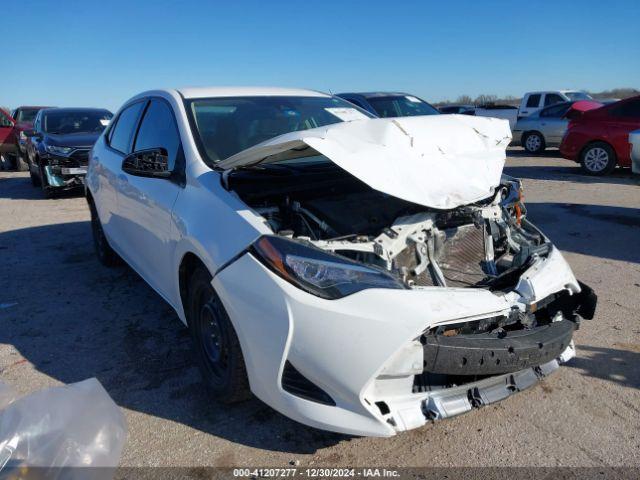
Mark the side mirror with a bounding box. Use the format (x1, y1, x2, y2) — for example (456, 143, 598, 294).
(122, 148, 171, 178)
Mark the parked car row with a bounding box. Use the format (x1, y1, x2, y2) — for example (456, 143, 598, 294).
(434, 90, 639, 175)
(0, 106, 113, 195)
(512, 100, 603, 154)
(436, 91, 596, 130)
(511, 94, 640, 175)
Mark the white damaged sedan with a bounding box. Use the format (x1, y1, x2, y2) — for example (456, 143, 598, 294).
(86, 87, 597, 436)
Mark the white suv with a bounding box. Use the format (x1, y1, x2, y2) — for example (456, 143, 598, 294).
(86, 87, 596, 436)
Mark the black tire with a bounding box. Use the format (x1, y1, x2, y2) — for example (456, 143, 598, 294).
(29, 167, 40, 186)
(28, 156, 41, 186)
(14, 152, 29, 171)
(187, 266, 251, 404)
(89, 199, 120, 266)
(28, 155, 41, 186)
(580, 142, 617, 175)
(38, 161, 56, 198)
(522, 131, 545, 154)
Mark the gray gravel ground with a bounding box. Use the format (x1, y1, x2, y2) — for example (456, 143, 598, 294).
(1, 150, 639, 468)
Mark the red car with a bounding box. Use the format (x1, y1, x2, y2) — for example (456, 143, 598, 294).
(0, 106, 51, 170)
(11, 106, 52, 170)
(560, 95, 640, 175)
(0, 109, 18, 169)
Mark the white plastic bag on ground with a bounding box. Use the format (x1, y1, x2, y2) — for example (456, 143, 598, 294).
(0, 378, 126, 479)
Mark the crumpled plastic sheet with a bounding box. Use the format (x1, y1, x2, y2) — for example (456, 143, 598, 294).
(0, 378, 126, 480)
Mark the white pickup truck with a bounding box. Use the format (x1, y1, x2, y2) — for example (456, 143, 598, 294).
(518, 90, 592, 119)
(449, 91, 593, 132)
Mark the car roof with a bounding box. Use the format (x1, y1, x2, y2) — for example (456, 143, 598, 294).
(39, 107, 112, 114)
(176, 86, 330, 99)
(16, 106, 52, 110)
(337, 92, 415, 99)
(525, 90, 583, 95)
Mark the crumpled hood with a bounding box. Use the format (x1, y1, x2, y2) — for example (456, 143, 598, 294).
(218, 115, 512, 209)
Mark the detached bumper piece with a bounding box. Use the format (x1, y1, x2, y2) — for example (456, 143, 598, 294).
(422, 357, 563, 420)
(44, 166, 86, 188)
(422, 319, 575, 376)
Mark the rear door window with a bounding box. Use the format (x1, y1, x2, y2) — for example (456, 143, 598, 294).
(540, 103, 570, 118)
(109, 102, 145, 154)
(526, 94, 541, 108)
(544, 94, 565, 106)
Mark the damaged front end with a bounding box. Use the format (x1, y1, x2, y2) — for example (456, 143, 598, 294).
(42, 149, 90, 190)
(221, 115, 597, 433)
(229, 167, 596, 432)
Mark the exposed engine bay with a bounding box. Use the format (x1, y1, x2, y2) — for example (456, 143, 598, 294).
(228, 161, 549, 291)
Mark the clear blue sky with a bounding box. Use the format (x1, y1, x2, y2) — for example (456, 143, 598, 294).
(3, 0, 638, 111)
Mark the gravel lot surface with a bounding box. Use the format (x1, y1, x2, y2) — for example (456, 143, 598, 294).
(1, 150, 639, 468)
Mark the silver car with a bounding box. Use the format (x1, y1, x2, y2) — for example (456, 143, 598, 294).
(513, 101, 573, 154)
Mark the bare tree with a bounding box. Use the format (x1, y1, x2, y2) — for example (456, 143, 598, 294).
(474, 94, 498, 106)
(456, 95, 473, 105)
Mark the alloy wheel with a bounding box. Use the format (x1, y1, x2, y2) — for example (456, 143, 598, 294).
(583, 147, 609, 172)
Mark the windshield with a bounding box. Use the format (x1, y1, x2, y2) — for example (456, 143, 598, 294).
(15, 108, 40, 124)
(367, 95, 440, 118)
(186, 96, 374, 163)
(565, 91, 592, 101)
(43, 110, 112, 134)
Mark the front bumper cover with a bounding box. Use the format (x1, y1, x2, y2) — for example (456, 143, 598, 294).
(423, 354, 570, 421)
(214, 246, 593, 436)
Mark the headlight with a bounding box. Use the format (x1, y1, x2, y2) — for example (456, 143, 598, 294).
(46, 145, 74, 156)
(251, 236, 405, 299)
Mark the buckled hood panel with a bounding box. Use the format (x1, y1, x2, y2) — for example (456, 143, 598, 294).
(218, 115, 512, 210)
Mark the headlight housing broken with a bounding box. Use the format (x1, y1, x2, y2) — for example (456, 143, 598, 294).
(46, 145, 74, 156)
(251, 235, 406, 299)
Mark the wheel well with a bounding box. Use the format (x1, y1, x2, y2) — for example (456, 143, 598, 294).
(579, 140, 617, 163)
(523, 130, 544, 140)
(178, 252, 209, 324)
